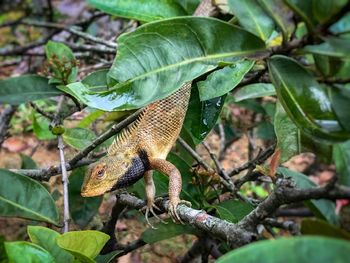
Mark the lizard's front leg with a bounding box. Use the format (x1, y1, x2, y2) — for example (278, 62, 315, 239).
(143, 170, 164, 228)
(149, 158, 191, 223)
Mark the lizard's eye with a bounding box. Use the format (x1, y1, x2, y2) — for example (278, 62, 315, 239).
(95, 168, 105, 179)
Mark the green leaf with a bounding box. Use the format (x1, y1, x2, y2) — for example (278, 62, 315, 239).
(256, 121, 275, 140)
(330, 12, 350, 34)
(274, 102, 300, 162)
(234, 83, 275, 102)
(278, 167, 338, 224)
(0, 75, 62, 105)
(4, 241, 55, 263)
(214, 200, 254, 223)
(86, 0, 189, 22)
(183, 86, 226, 144)
(63, 128, 96, 150)
(45, 41, 77, 85)
(0, 169, 59, 225)
(313, 54, 344, 77)
(333, 140, 350, 187)
(227, 0, 275, 41)
(304, 37, 350, 58)
(197, 59, 255, 101)
(330, 85, 350, 132)
(177, 0, 200, 14)
(69, 167, 103, 228)
(284, 0, 317, 30)
(312, 0, 348, 24)
(65, 17, 265, 111)
(301, 218, 350, 240)
(27, 226, 74, 263)
(258, 0, 295, 42)
(217, 236, 350, 263)
(56, 231, 110, 263)
(0, 236, 7, 263)
(32, 113, 56, 140)
(141, 220, 199, 244)
(20, 154, 37, 169)
(95, 250, 122, 263)
(268, 55, 350, 142)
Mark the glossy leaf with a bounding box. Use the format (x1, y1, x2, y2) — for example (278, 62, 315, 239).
(234, 83, 275, 102)
(63, 128, 96, 150)
(82, 69, 108, 90)
(95, 250, 122, 263)
(86, 0, 189, 22)
(45, 41, 77, 84)
(78, 109, 105, 128)
(214, 200, 254, 223)
(0, 169, 59, 225)
(4, 241, 55, 263)
(183, 86, 226, 144)
(301, 218, 350, 240)
(141, 220, 199, 244)
(27, 226, 74, 263)
(268, 55, 350, 142)
(304, 37, 350, 58)
(65, 17, 265, 111)
(278, 167, 338, 224)
(313, 55, 344, 77)
(330, 85, 350, 132)
(57, 231, 110, 263)
(20, 154, 37, 169)
(258, 0, 295, 42)
(0, 75, 62, 105)
(69, 167, 103, 228)
(227, 0, 275, 41)
(274, 102, 300, 162)
(217, 236, 350, 263)
(330, 12, 350, 34)
(333, 140, 350, 187)
(0, 236, 7, 263)
(197, 59, 254, 101)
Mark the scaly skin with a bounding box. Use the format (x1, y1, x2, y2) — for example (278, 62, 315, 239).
(81, 0, 215, 224)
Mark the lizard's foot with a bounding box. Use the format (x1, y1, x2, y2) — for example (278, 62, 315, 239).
(140, 200, 166, 229)
(168, 199, 191, 224)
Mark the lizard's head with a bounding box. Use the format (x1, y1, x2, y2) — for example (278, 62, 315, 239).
(81, 151, 149, 197)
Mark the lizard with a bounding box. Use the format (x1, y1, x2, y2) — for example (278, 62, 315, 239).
(81, 0, 216, 225)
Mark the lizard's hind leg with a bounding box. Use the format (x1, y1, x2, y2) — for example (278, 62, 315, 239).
(149, 158, 191, 224)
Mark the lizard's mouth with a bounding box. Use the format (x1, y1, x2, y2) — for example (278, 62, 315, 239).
(81, 186, 107, 197)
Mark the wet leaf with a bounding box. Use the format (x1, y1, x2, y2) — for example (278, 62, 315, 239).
(64, 17, 265, 111)
(183, 86, 226, 144)
(69, 167, 103, 228)
(4, 242, 55, 263)
(278, 167, 338, 224)
(0, 169, 59, 225)
(217, 236, 350, 263)
(86, 0, 189, 22)
(330, 85, 350, 132)
(268, 55, 350, 143)
(227, 0, 275, 41)
(0, 75, 62, 105)
(27, 226, 74, 263)
(197, 59, 254, 101)
(233, 83, 275, 102)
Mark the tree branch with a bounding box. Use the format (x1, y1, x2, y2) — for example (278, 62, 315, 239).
(0, 105, 17, 147)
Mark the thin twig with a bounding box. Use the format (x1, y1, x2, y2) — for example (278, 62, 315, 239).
(0, 105, 17, 147)
(58, 136, 70, 233)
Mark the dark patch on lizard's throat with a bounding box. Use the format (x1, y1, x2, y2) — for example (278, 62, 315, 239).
(111, 150, 150, 190)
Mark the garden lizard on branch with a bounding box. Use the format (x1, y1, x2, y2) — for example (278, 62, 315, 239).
(81, 0, 216, 224)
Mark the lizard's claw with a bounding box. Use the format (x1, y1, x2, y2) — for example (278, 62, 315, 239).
(168, 199, 191, 224)
(140, 201, 166, 229)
